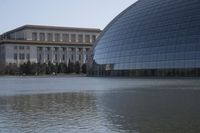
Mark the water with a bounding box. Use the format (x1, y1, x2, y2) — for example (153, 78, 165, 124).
(0, 76, 200, 133)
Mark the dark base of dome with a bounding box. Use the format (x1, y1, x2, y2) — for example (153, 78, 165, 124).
(88, 68, 200, 77)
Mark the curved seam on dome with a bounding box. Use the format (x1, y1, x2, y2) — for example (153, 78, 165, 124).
(93, 1, 140, 50)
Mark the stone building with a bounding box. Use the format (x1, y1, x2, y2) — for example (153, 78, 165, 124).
(0, 25, 101, 66)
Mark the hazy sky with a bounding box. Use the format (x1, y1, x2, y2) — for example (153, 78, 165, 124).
(0, 0, 137, 34)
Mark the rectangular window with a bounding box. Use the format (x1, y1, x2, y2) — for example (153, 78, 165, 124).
(55, 54, 57, 60)
(27, 46, 30, 50)
(86, 48, 90, 52)
(14, 46, 18, 50)
(78, 48, 82, 52)
(38, 47, 43, 51)
(32, 32, 37, 41)
(14, 53, 18, 60)
(62, 47, 66, 51)
(47, 33, 53, 41)
(19, 53, 25, 60)
(92, 35, 96, 42)
(39, 33, 45, 41)
(71, 55, 74, 60)
(46, 47, 50, 51)
(78, 35, 83, 43)
(55, 33, 60, 42)
(85, 35, 90, 43)
(26, 54, 30, 60)
(70, 47, 75, 52)
(62, 54, 65, 60)
(19, 46, 24, 50)
(39, 54, 42, 60)
(54, 47, 58, 52)
(47, 54, 50, 60)
(63, 34, 69, 42)
(71, 34, 76, 42)
(79, 55, 81, 60)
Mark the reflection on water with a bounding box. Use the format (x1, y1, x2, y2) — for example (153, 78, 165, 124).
(0, 77, 200, 133)
(0, 93, 113, 133)
(100, 89, 200, 133)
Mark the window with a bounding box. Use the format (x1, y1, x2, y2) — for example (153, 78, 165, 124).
(54, 47, 58, 52)
(39, 54, 42, 60)
(26, 54, 30, 60)
(19, 53, 25, 60)
(32, 32, 37, 41)
(71, 34, 76, 42)
(62, 47, 66, 51)
(38, 47, 43, 51)
(62, 54, 65, 60)
(46, 47, 50, 51)
(39, 33, 45, 41)
(19, 46, 24, 50)
(86, 48, 90, 52)
(14, 53, 17, 60)
(47, 33, 53, 41)
(63, 34, 69, 42)
(47, 54, 50, 60)
(78, 48, 82, 52)
(92, 35, 96, 42)
(14, 46, 18, 50)
(70, 47, 75, 52)
(71, 55, 74, 60)
(55, 54, 58, 60)
(78, 35, 83, 43)
(27, 46, 30, 50)
(79, 55, 81, 60)
(85, 35, 90, 43)
(55, 33, 60, 42)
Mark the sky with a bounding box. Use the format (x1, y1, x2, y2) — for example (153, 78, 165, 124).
(0, 0, 137, 34)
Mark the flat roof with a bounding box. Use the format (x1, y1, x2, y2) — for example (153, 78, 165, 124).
(2, 25, 102, 35)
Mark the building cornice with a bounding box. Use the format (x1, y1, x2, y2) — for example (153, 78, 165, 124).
(0, 40, 93, 47)
(2, 25, 101, 35)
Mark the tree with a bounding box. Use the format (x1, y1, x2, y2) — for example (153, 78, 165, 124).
(30, 63, 38, 75)
(62, 63, 68, 73)
(5, 63, 18, 75)
(25, 61, 32, 75)
(46, 62, 52, 74)
(37, 63, 47, 75)
(75, 61, 80, 74)
(82, 64, 87, 74)
(58, 63, 67, 73)
(67, 60, 75, 73)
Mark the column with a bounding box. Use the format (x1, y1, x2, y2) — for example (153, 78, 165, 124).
(43, 47, 46, 63)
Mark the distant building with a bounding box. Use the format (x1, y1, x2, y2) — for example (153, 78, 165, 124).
(0, 25, 101, 66)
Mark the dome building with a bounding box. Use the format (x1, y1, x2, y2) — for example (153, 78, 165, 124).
(92, 0, 200, 76)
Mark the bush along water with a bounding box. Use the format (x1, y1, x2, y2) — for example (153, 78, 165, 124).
(0, 61, 88, 76)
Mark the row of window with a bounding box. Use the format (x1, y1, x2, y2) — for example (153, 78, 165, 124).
(37, 47, 90, 52)
(14, 53, 89, 61)
(14, 46, 30, 50)
(14, 53, 30, 60)
(38, 54, 89, 62)
(32, 32, 97, 43)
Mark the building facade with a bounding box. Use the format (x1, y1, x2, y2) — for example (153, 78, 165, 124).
(0, 25, 101, 66)
(93, 0, 200, 76)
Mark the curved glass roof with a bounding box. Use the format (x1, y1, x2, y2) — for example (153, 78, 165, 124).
(94, 0, 200, 70)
